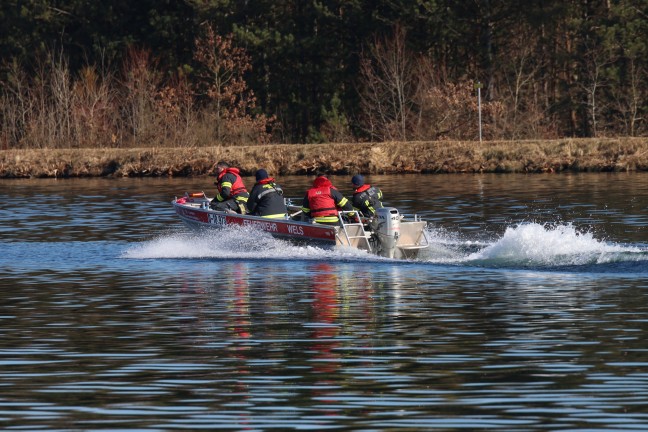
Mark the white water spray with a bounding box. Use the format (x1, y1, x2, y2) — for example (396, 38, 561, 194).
(418, 222, 648, 267)
(468, 223, 637, 266)
(124, 222, 647, 268)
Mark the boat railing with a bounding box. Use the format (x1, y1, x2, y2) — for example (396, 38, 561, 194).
(337, 210, 372, 252)
(283, 198, 304, 220)
(395, 212, 424, 222)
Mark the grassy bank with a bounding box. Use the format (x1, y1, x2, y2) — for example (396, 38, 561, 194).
(2, 138, 648, 179)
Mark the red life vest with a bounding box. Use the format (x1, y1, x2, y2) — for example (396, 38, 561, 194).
(355, 184, 371, 194)
(258, 177, 275, 185)
(307, 177, 337, 218)
(217, 168, 248, 197)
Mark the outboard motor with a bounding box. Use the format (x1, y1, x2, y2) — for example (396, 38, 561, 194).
(372, 207, 401, 258)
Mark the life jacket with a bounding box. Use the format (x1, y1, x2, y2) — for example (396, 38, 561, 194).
(354, 184, 371, 195)
(307, 176, 338, 218)
(217, 167, 248, 197)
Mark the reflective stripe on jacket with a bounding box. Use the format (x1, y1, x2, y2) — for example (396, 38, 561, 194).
(247, 178, 286, 218)
(352, 184, 383, 217)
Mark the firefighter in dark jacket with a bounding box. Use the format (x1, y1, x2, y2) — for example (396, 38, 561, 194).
(301, 174, 353, 225)
(210, 161, 249, 214)
(350, 174, 383, 217)
(247, 169, 287, 218)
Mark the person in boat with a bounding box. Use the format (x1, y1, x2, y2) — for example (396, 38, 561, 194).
(247, 169, 287, 218)
(301, 173, 353, 225)
(350, 174, 384, 218)
(210, 161, 249, 214)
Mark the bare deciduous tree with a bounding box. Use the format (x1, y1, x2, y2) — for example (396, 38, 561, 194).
(613, 58, 646, 136)
(359, 26, 504, 142)
(358, 25, 418, 142)
(579, 41, 616, 137)
(121, 48, 160, 146)
(155, 76, 196, 147)
(72, 66, 118, 148)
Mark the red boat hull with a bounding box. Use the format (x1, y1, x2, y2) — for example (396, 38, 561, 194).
(172, 198, 337, 245)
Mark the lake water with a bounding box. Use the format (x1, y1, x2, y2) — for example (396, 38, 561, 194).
(2, 173, 648, 430)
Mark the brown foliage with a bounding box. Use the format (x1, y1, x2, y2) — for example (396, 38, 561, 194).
(155, 76, 196, 147)
(414, 79, 504, 141)
(72, 66, 119, 148)
(0, 27, 275, 150)
(192, 24, 275, 145)
(358, 27, 504, 142)
(120, 47, 161, 147)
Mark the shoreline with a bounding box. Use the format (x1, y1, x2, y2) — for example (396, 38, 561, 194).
(1, 138, 648, 179)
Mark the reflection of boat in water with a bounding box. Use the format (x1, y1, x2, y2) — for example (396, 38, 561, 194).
(172, 192, 430, 259)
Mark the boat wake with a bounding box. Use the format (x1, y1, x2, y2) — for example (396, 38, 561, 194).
(421, 222, 648, 271)
(123, 222, 648, 272)
(122, 225, 381, 263)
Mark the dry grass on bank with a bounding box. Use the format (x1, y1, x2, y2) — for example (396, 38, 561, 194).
(1, 138, 648, 178)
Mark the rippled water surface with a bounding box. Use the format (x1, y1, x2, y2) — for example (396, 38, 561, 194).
(2, 173, 648, 430)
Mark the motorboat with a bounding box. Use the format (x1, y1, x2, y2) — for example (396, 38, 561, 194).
(172, 192, 430, 259)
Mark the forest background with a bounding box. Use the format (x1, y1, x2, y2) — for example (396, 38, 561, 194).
(1, 1, 647, 177)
